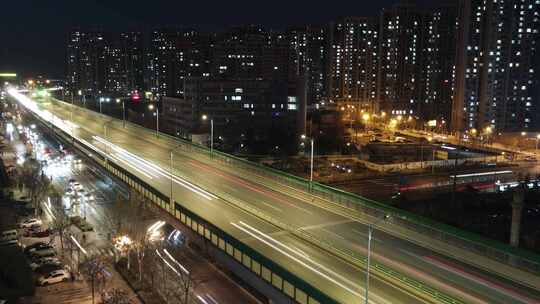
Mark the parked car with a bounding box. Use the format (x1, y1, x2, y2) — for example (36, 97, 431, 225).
(0, 229, 18, 242)
(35, 263, 65, 275)
(29, 257, 61, 271)
(26, 244, 54, 256)
(30, 248, 56, 260)
(73, 182, 83, 191)
(23, 241, 49, 253)
(37, 269, 70, 285)
(23, 225, 42, 237)
(26, 228, 52, 238)
(0, 239, 20, 247)
(20, 218, 42, 228)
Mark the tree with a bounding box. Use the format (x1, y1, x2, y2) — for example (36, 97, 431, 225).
(101, 288, 131, 304)
(51, 208, 71, 251)
(20, 158, 51, 214)
(83, 255, 107, 304)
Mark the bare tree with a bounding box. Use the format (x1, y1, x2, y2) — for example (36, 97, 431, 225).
(83, 255, 107, 304)
(20, 158, 51, 215)
(51, 208, 71, 251)
(101, 288, 132, 304)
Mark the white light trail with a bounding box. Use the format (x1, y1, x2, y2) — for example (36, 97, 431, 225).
(230, 222, 363, 298)
(70, 235, 88, 256)
(451, 170, 513, 179)
(163, 248, 189, 275)
(93, 136, 216, 200)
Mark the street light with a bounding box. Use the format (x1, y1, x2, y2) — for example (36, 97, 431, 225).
(148, 104, 159, 137)
(365, 214, 390, 304)
(202, 114, 213, 156)
(116, 98, 125, 127)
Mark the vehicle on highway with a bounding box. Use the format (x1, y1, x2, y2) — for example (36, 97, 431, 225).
(37, 269, 70, 286)
(83, 193, 94, 201)
(29, 257, 61, 271)
(65, 188, 74, 196)
(73, 182, 82, 191)
(20, 218, 42, 228)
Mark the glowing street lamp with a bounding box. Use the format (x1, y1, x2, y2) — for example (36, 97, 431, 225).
(202, 114, 213, 156)
(116, 98, 126, 127)
(148, 104, 159, 137)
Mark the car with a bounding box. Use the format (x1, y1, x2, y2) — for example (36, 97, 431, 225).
(65, 188, 74, 196)
(0, 229, 18, 242)
(26, 228, 53, 238)
(25, 243, 53, 255)
(68, 178, 76, 185)
(73, 182, 82, 191)
(23, 225, 42, 237)
(23, 241, 48, 253)
(29, 257, 61, 271)
(73, 159, 82, 165)
(20, 218, 42, 228)
(37, 269, 70, 285)
(30, 248, 56, 260)
(83, 193, 95, 201)
(0, 239, 20, 247)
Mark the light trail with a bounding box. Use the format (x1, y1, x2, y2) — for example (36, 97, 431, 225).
(230, 221, 365, 299)
(92, 135, 216, 200)
(163, 248, 189, 275)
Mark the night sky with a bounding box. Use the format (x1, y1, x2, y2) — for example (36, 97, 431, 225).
(0, 0, 403, 78)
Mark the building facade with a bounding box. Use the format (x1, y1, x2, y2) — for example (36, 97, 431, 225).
(452, 0, 540, 132)
(326, 17, 379, 111)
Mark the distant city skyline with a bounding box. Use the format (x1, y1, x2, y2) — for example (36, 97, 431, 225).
(1, 0, 437, 77)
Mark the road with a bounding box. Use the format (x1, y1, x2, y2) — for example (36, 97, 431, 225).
(11, 91, 540, 304)
(12, 114, 261, 304)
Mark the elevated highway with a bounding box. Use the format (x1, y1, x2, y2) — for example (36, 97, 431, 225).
(9, 89, 540, 304)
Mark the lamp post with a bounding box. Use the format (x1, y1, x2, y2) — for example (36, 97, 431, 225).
(365, 215, 390, 304)
(116, 98, 125, 127)
(301, 134, 315, 191)
(202, 114, 213, 157)
(148, 104, 159, 137)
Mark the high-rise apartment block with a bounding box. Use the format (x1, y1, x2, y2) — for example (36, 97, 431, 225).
(67, 0, 539, 133)
(326, 18, 379, 111)
(452, 0, 540, 132)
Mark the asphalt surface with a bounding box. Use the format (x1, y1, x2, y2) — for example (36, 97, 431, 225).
(9, 114, 260, 304)
(11, 92, 540, 304)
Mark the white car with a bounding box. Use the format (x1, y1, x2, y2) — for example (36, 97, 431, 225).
(37, 269, 70, 285)
(73, 182, 83, 191)
(20, 218, 42, 228)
